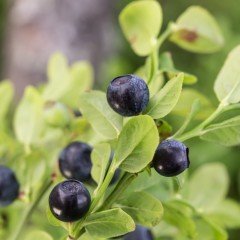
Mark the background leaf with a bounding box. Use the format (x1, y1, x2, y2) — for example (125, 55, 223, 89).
(0, 80, 14, 120)
(172, 89, 214, 120)
(201, 116, 240, 146)
(114, 115, 159, 173)
(214, 45, 240, 103)
(116, 191, 163, 227)
(145, 73, 183, 119)
(119, 0, 162, 56)
(84, 208, 135, 238)
(14, 87, 44, 146)
(24, 230, 53, 240)
(183, 163, 229, 211)
(170, 6, 224, 53)
(79, 91, 123, 140)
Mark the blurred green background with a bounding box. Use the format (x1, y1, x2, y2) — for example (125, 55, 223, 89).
(1, 0, 240, 239)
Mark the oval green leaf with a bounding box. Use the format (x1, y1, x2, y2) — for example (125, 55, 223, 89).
(145, 73, 184, 119)
(114, 115, 159, 173)
(170, 6, 224, 53)
(116, 191, 163, 227)
(79, 91, 123, 140)
(119, 0, 162, 56)
(84, 208, 135, 238)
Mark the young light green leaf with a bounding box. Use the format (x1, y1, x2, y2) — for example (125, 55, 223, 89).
(119, 0, 162, 56)
(24, 230, 53, 240)
(145, 73, 184, 119)
(43, 52, 71, 101)
(183, 163, 229, 212)
(0, 80, 14, 120)
(114, 115, 159, 173)
(79, 91, 123, 140)
(61, 61, 93, 107)
(214, 45, 240, 103)
(91, 143, 111, 188)
(170, 6, 224, 53)
(201, 116, 240, 146)
(208, 199, 240, 228)
(172, 89, 214, 120)
(84, 208, 135, 238)
(14, 87, 44, 146)
(116, 191, 163, 227)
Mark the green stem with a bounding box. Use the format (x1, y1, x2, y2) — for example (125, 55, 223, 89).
(99, 172, 137, 211)
(157, 22, 174, 49)
(175, 103, 226, 142)
(9, 179, 53, 240)
(74, 163, 116, 238)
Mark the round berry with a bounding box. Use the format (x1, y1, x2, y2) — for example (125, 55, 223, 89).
(153, 140, 190, 177)
(124, 225, 153, 240)
(0, 166, 20, 207)
(107, 74, 149, 116)
(59, 142, 92, 182)
(49, 180, 91, 222)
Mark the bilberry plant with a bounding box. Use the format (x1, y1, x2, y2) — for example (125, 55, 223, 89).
(1, 1, 240, 240)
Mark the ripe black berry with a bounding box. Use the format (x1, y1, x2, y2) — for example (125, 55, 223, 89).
(123, 225, 154, 240)
(59, 142, 92, 182)
(107, 74, 149, 116)
(0, 166, 20, 207)
(153, 140, 190, 177)
(49, 180, 91, 222)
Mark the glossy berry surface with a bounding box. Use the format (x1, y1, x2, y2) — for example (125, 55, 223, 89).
(123, 225, 154, 240)
(153, 140, 190, 177)
(107, 74, 149, 116)
(0, 166, 20, 207)
(49, 180, 91, 222)
(59, 141, 92, 182)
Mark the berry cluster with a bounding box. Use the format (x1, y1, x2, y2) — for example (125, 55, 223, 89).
(0, 74, 189, 239)
(48, 74, 190, 225)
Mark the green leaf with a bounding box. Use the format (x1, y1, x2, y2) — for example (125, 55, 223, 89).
(163, 200, 196, 238)
(43, 53, 93, 104)
(91, 143, 111, 188)
(183, 163, 229, 211)
(84, 208, 135, 238)
(24, 230, 53, 240)
(79, 91, 123, 140)
(14, 87, 44, 146)
(170, 6, 224, 53)
(194, 217, 227, 240)
(125, 171, 172, 201)
(214, 45, 240, 103)
(159, 52, 197, 85)
(43, 52, 71, 101)
(119, 0, 162, 56)
(114, 115, 159, 173)
(201, 116, 240, 146)
(0, 80, 14, 120)
(116, 191, 163, 227)
(172, 89, 214, 120)
(208, 199, 240, 228)
(61, 61, 93, 107)
(145, 73, 184, 119)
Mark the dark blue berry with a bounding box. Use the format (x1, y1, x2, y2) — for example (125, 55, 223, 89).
(49, 180, 91, 222)
(0, 166, 20, 207)
(59, 142, 92, 182)
(107, 74, 149, 116)
(124, 225, 154, 240)
(153, 140, 190, 177)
